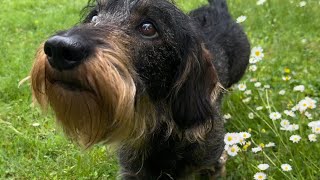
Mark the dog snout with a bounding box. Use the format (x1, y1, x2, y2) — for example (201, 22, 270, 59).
(44, 35, 89, 71)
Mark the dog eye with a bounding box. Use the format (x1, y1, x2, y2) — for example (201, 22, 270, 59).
(138, 22, 159, 39)
(91, 15, 99, 23)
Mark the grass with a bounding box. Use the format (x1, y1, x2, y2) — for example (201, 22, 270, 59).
(0, 0, 319, 179)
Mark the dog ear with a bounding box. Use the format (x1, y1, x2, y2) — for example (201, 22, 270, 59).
(170, 36, 219, 129)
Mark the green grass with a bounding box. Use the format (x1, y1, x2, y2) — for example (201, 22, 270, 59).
(0, 0, 319, 179)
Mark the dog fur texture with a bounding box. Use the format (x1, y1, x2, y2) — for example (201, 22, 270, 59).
(31, 0, 250, 179)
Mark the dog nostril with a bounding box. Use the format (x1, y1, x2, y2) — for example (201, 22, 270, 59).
(62, 48, 74, 62)
(44, 46, 53, 58)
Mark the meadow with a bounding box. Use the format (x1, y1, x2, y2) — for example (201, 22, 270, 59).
(0, 0, 319, 179)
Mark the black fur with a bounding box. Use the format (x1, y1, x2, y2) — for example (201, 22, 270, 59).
(46, 0, 250, 178)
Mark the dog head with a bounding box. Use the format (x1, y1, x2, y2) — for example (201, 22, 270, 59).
(31, 0, 220, 147)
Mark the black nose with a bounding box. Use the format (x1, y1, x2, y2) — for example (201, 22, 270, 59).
(44, 35, 89, 70)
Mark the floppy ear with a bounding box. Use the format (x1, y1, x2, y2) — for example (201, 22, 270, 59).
(170, 37, 219, 129)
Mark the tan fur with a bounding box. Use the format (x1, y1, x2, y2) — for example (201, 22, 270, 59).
(31, 39, 157, 148)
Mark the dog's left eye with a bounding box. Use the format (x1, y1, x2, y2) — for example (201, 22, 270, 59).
(138, 21, 159, 39)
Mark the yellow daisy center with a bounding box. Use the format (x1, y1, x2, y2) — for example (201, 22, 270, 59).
(228, 136, 233, 141)
(255, 51, 260, 56)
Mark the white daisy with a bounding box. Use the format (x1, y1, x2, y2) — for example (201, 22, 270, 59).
(223, 113, 232, 120)
(240, 132, 251, 139)
(236, 15, 247, 23)
(308, 134, 317, 142)
(257, 0, 267, 5)
(244, 90, 252, 95)
(281, 164, 292, 171)
(269, 112, 282, 120)
(265, 142, 276, 147)
(257, 164, 270, 171)
(254, 82, 262, 88)
(256, 106, 263, 111)
(238, 83, 247, 91)
(289, 135, 301, 143)
(293, 85, 305, 92)
(251, 47, 264, 61)
(284, 110, 296, 117)
(242, 97, 252, 103)
(32, 123, 40, 127)
(254, 172, 267, 180)
(227, 145, 240, 156)
(279, 90, 286, 95)
(248, 112, 254, 119)
(252, 146, 262, 153)
(249, 65, 258, 72)
(224, 133, 240, 145)
(299, 1, 306, 7)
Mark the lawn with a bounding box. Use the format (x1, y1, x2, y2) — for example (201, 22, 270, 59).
(0, 0, 319, 179)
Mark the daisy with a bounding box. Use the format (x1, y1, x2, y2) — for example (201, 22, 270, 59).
(258, 164, 270, 171)
(256, 106, 263, 111)
(257, 0, 266, 5)
(298, 99, 309, 112)
(242, 97, 252, 103)
(251, 47, 264, 61)
(299, 1, 306, 7)
(265, 142, 276, 147)
(282, 76, 292, 81)
(279, 90, 286, 95)
(248, 112, 254, 119)
(269, 112, 281, 120)
(289, 135, 301, 143)
(304, 111, 312, 119)
(32, 123, 40, 127)
(280, 119, 290, 128)
(254, 172, 267, 180)
(227, 145, 240, 156)
(252, 146, 262, 153)
(293, 85, 305, 92)
(244, 90, 252, 95)
(236, 15, 247, 23)
(224, 133, 240, 145)
(249, 65, 258, 72)
(304, 97, 317, 109)
(281, 164, 292, 171)
(263, 85, 270, 89)
(223, 113, 232, 120)
(240, 132, 251, 139)
(308, 134, 317, 142)
(238, 83, 247, 91)
(254, 82, 262, 88)
(284, 110, 295, 117)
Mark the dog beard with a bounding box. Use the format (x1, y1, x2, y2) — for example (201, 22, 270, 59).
(31, 44, 153, 148)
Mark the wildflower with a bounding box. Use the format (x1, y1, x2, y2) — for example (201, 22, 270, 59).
(223, 113, 232, 120)
(284, 67, 291, 73)
(256, 106, 263, 111)
(248, 113, 254, 119)
(242, 97, 252, 103)
(238, 83, 247, 91)
(293, 85, 305, 92)
(258, 164, 270, 171)
(284, 110, 295, 117)
(227, 145, 240, 156)
(298, 99, 309, 112)
(304, 97, 317, 109)
(249, 57, 259, 64)
(224, 133, 240, 145)
(308, 121, 320, 134)
(254, 82, 262, 88)
(279, 90, 286, 95)
(32, 123, 40, 127)
(257, 0, 266, 5)
(269, 112, 281, 120)
(304, 111, 312, 119)
(308, 134, 317, 142)
(249, 65, 258, 72)
(265, 142, 276, 147)
(281, 164, 292, 171)
(290, 135, 301, 143)
(251, 47, 264, 61)
(280, 119, 290, 128)
(236, 15, 247, 23)
(299, 1, 306, 7)
(250, 78, 258, 82)
(244, 90, 252, 95)
(264, 85, 270, 89)
(240, 132, 251, 139)
(282, 76, 292, 81)
(254, 172, 267, 180)
(252, 146, 262, 153)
